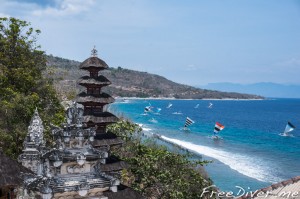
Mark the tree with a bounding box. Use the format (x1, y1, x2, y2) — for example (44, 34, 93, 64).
(108, 120, 216, 199)
(0, 17, 64, 159)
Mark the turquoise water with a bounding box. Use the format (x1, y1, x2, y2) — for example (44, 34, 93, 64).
(109, 98, 300, 193)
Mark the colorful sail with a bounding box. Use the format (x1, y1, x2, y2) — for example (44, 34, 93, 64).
(144, 105, 154, 113)
(283, 121, 296, 134)
(214, 122, 225, 135)
(153, 107, 162, 115)
(144, 106, 151, 112)
(184, 117, 195, 128)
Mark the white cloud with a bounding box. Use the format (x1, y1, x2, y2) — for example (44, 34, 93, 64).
(0, 1, 37, 18)
(32, 0, 96, 17)
(0, 0, 162, 29)
(0, 0, 163, 61)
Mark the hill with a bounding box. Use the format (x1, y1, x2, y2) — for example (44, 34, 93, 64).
(46, 55, 263, 100)
(201, 82, 300, 98)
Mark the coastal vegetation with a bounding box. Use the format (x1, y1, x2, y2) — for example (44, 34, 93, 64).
(108, 119, 216, 199)
(0, 17, 64, 158)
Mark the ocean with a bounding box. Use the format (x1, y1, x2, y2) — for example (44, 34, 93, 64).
(109, 98, 300, 193)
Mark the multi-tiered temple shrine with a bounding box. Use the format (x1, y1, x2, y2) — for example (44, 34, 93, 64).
(76, 48, 125, 177)
(77, 48, 118, 134)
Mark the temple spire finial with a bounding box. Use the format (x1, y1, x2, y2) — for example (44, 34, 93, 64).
(34, 107, 38, 114)
(91, 46, 97, 57)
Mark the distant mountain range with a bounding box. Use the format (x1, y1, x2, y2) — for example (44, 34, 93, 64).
(200, 82, 300, 98)
(46, 55, 262, 100)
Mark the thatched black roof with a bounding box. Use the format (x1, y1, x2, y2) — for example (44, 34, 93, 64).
(95, 131, 119, 140)
(83, 112, 118, 124)
(93, 132, 123, 147)
(77, 92, 115, 104)
(99, 155, 127, 171)
(100, 161, 128, 172)
(0, 151, 33, 187)
(103, 184, 144, 199)
(80, 56, 108, 70)
(93, 137, 123, 147)
(78, 75, 111, 86)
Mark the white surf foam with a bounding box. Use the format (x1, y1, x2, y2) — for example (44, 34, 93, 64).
(142, 127, 152, 132)
(137, 124, 152, 132)
(160, 135, 283, 183)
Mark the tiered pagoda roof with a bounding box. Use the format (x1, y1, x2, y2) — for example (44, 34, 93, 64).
(76, 48, 118, 131)
(83, 112, 119, 124)
(77, 92, 115, 104)
(78, 75, 111, 87)
(79, 56, 109, 70)
(93, 132, 123, 147)
(76, 47, 124, 177)
(100, 157, 128, 173)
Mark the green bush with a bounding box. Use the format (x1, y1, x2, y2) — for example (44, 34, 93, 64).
(108, 120, 216, 199)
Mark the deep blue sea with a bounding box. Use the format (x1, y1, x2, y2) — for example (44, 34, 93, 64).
(109, 98, 300, 193)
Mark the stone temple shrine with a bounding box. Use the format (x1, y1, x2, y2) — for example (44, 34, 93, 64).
(18, 104, 120, 199)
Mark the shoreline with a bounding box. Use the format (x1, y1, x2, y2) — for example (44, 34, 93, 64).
(115, 97, 265, 101)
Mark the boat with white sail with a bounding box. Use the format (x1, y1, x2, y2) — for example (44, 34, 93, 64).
(279, 121, 296, 137)
(166, 103, 172, 108)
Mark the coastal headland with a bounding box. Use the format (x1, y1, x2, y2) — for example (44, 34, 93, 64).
(46, 55, 264, 100)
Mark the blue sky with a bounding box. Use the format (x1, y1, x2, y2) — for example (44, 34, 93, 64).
(1, 0, 300, 86)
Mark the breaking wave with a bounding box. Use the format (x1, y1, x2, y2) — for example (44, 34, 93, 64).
(160, 135, 283, 183)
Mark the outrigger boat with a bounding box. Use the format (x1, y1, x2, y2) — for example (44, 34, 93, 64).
(141, 104, 153, 115)
(153, 108, 162, 115)
(180, 117, 195, 131)
(279, 121, 296, 137)
(211, 122, 224, 140)
(166, 103, 173, 108)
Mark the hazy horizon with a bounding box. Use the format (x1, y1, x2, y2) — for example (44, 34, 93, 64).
(200, 82, 300, 98)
